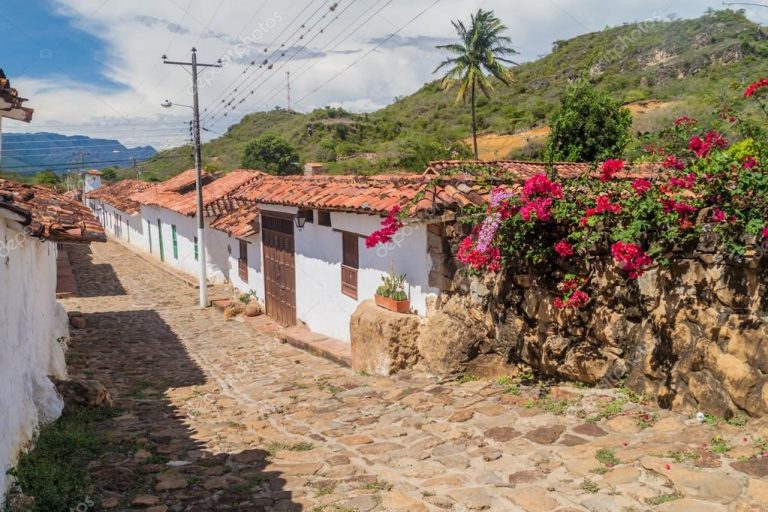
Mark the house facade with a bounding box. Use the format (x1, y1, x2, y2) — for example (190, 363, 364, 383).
(0, 179, 104, 500)
(87, 179, 150, 245)
(129, 169, 261, 284)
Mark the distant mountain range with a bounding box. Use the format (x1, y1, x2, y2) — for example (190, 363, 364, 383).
(0, 132, 156, 175)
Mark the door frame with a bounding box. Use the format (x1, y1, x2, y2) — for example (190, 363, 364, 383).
(262, 212, 297, 326)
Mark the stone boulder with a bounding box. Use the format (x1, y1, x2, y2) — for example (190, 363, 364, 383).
(415, 295, 490, 375)
(350, 300, 421, 376)
(55, 379, 113, 410)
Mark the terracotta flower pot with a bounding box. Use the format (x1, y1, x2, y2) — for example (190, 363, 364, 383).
(374, 294, 410, 314)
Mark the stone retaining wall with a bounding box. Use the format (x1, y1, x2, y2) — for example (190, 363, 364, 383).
(353, 232, 768, 418)
(415, 241, 768, 418)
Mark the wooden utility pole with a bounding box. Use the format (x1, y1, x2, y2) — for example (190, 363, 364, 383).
(163, 48, 222, 308)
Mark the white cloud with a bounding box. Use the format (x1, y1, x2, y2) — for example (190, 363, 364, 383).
(5, 0, 759, 149)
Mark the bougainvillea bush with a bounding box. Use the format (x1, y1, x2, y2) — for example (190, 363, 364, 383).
(367, 81, 768, 310)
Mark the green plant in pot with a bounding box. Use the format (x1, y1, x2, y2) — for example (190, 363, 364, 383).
(375, 270, 410, 313)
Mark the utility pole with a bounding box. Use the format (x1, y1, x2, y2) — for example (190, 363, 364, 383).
(74, 150, 89, 204)
(163, 48, 222, 308)
(286, 71, 291, 110)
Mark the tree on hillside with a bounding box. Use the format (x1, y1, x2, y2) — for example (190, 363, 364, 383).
(100, 166, 118, 183)
(435, 9, 518, 160)
(32, 170, 61, 186)
(242, 134, 300, 175)
(546, 81, 633, 163)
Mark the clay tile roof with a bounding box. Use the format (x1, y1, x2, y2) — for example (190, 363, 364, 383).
(0, 179, 105, 243)
(229, 160, 662, 219)
(85, 169, 103, 176)
(86, 179, 152, 215)
(0, 69, 33, 122)
(130, 169, 264, 217)
(424, 160, 595, 180)
(209, 202, 261, 238)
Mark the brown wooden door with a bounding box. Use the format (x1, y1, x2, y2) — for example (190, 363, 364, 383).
(262, 214, 297, 326)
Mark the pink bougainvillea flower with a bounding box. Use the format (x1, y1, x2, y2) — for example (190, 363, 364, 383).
(611, 241, 652, 279)
(456, 236, 501, 273)
(744, 78, 768, 98)
(631, 179, 653, 196)
(600, 159, 625, 182)
(663, 155, 685, 171)
(673, 115, 697, 127)
(762, 227, 768, 238)
(521, 174, 563, 200)
(520, 197, 554, 222)
(744, 156, 758, 169)
(710, 209, 726, 223)
(689, 131, 728, 158)
(554, 240, 575, 258)
(667, 173, 696, 190)
(662, 199, 697, 217)
(365, 205, 403, 248)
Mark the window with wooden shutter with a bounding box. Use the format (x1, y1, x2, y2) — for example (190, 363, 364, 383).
(318, 210, 331, 227)
(238, 239, 249, 281)
(341, 232, 359, 299)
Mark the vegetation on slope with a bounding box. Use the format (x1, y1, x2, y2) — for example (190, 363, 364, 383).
(137, 9, 768, 181)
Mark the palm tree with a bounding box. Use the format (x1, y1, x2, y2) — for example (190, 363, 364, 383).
(435, 9, 517, 160)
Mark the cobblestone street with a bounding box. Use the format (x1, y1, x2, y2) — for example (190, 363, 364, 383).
(61, 241, 768, 512)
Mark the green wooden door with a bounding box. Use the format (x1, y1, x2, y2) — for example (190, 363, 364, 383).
(157, 219, 165, 262)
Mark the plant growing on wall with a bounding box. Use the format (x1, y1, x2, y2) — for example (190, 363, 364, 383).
(366, 80, 768, 310)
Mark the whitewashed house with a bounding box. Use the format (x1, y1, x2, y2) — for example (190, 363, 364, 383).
(86, 179, 151, 245)
(208, 201, 263, 297)
(223, 174, 449, 342)
(0, 179, 105, 500)
(217, 161, 593, 342)
(129, 169, 261, 284)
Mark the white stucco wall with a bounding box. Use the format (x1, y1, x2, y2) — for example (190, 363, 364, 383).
(224, 232, 265, 302)
(0, 218, 68, 501)
(259, 206, 438, 342)
(93, 201, 143, 246)
(138, 205, 228, 284)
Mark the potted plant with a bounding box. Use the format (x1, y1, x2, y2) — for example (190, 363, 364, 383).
(374, 270, 410, 313)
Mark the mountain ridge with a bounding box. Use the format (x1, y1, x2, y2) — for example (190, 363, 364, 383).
(0, 132, 156, 175)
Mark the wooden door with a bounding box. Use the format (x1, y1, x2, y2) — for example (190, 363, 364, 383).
(262, 214, 297, 326)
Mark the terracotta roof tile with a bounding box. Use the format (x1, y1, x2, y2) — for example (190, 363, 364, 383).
(86, 179, 151, 215)
(130, 169, 263, 217)
(209, 202, 261, 238)
(0, 179, 105, 243)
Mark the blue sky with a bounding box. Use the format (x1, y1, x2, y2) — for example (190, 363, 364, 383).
(1, 0, 766, 150)
(0, 0, 120, 90)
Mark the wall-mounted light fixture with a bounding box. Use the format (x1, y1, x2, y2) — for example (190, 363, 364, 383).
(294, 214, 307, 231)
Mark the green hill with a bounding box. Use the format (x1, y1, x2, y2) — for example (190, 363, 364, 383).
(137, 9, 768, 181)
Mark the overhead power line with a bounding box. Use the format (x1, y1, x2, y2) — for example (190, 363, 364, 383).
(251, 0, 393, 111)
(203, 0, 342, 122)
(206, 0, 359, 122)
(201, 0, 323, 116)
(293, 0, 443, 107)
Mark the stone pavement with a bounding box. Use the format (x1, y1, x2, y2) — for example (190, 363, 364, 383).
(61, 241, 768, 512)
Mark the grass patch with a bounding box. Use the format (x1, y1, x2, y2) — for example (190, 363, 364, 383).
(726, 415, 748, 428)
(459, 374, 480, 384)
(645, 493, 682, 505)
(581, 478, 599, 493)
(595, 448, 621, 467)
(710, 435, 732, 455)
(524, 396, 572, 416)
(666, 450, 697, 464)
(8, 407, 118, 512)
(497, 376, 521, 395)
(265, 441, 314, 456)
(363, 480, 392, 491)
